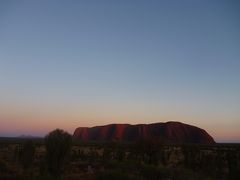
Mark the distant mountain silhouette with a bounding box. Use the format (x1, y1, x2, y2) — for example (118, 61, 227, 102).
(18, 135, 36, 138)
(73, 121, 215, 144)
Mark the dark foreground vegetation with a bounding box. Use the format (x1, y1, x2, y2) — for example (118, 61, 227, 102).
(0, 130, 239, 180)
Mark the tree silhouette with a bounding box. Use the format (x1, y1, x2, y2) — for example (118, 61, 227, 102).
(45, 129, 72, 176)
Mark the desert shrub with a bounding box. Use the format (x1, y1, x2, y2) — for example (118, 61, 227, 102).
(25, 175, 59, 180)
(102, 147, 112, 160)
(169, 168, 198, 180)
(139, 164, 169, 180)
(116, 147, 125, 161)
(227, 151, 240, 179)
(0, 159, 8, 173)
(139, 165, 209, 180)
(20, 140, 35, 169)
(133, 139, 164, 165)
(45, 129, 72, 176)
(95, 170, 130, 180)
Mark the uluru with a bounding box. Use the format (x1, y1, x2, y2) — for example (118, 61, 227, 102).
(73, 121, 215, 144)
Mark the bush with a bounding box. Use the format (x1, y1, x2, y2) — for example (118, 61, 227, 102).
(45, 129, 72, 176)
(140, 165, 169, 180)
(95, 170, 130, 180)
(0, 159, 8, 173)
(20, 140, 35, 169)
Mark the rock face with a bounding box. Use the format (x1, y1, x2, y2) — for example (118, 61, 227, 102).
(73, 121, 215, 144)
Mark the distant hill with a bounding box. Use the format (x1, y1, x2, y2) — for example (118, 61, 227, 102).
(18, 135, 36, 139)
(73, 121, 215, 144)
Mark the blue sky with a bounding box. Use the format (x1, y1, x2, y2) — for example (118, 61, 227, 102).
(0, 0, 239, 142)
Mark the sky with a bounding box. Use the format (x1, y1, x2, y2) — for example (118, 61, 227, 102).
(0, 0, 239, 142)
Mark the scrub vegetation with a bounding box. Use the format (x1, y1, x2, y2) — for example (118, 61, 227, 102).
(0, 130, 239, 180)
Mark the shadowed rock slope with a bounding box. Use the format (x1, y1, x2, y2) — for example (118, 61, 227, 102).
(73, 121, 215, 144)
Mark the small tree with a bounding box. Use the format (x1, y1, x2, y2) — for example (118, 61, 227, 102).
(45, 129, 72, 176)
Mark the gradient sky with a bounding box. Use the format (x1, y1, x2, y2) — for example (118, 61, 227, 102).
(0, 0, 240, 142)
